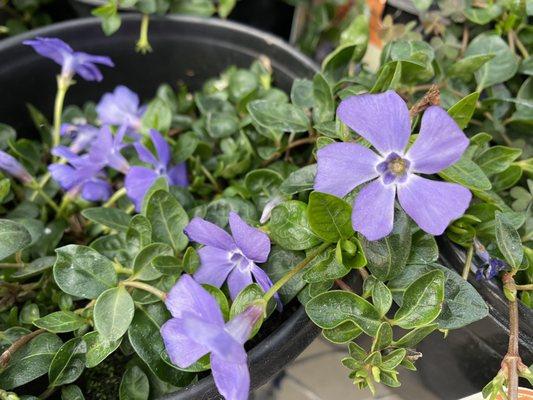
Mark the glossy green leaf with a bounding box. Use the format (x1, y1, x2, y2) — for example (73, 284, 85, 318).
(312, 73, 334, 124)
(33, 311, 86, 333)
(133, 243, 173, 281)
(83, 331, 122, 368)
(280, 164, 317, 195)
(447, 92, 480, 129)
(119, 365, 149, 400)
(439, 154, 491, 191)
(495, 211, 524, 269)
(94, 286, 135, 342)
(48, 337, 87, 387)
(0, 219, 31, 260)
(407, 231, 438, 264)
(308, 191, 353, 242)
(61, 384, 85, 400)
(82, 207, 132, 232)
(447, 55, 495, 79)
(476, 146, 522, 177)
(247, 100, 309, 132)
(290, 78, 314, 109)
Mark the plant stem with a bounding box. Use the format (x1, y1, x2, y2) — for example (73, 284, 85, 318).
(462, 243, 474, 280)
(103, 187, 127, 208)
(198, 161, 222, 192)
(0, 263, 25, 269)
(512, 30, 529, 58)
(136, 14, 152, 53)
(39, 386, 56, 400)
(335, 279, 353, 292)
(30, 172, 52, 202)
(261, 137, 317, 166)
(502, 273, 520, 400)
(121, 281, 166, 301)
(28, 179, 59, 212)
(0, 328, 45, 368)
(52, 75, 72, 151)
(516, 284, 533, 291)
(263, 242, 330, 303)
(358, 267, 369, 280)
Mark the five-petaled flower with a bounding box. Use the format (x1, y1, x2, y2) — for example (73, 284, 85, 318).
(96, 85, 145, 133)
(161, 274, 262, 400)
(315, 90, 472, 240)
(89, 125, 130, 174)
(184, 212, 278, 303)
(125, 129, 188, 211)
(23, 37, 114, 82)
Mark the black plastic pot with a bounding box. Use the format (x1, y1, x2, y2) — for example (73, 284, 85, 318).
(68, 0, 295, 39)
(0, 15, 320, 399)
(396, 239, 533, 400)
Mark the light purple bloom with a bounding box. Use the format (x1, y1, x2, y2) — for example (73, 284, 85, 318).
(61, 123, 100, 154)
(161, 274, 262, 400)
(0, 151, 32, 184)
(315, 90, 472, 240)
(23, 37, 114, 81)
(88, 125, 130, 174)
(96, 86, 145, 132)
(125, 129, 188, 211)
(49, 147, 111, 202)
(184, 212, 277, 303)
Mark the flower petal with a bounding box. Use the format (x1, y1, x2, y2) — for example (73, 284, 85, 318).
(124, 166, 158, 211)
(352, 179, 396, 241)
(337, 91, 411, 155)
(314, 142, 381, 198)
(23, 37, 72, 66)
(398, 175, 472, 236)
(96, 85, 141, 127)
(81, 179, 111, 202)
(184, 217, 235, 250)
(251, 265, 281, 311)
(160, 318, 209, 368)
(133, 142, 159, 166)
(227, 268, 253, 300)
(165, 274, 225, 326)
(210, 352, 250, 400)
(150, 129, 170, 167)
(225, 305, 263, 345)
(228, 212, 270, 262)
(406, 106, 469, 174)
(167, 162, 189, 187)
(194, 246, 235, 288)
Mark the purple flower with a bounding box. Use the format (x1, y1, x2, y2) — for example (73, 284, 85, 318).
(315, 91, 472, 240)
(184, 212, 277, 303)
(161, 274, 262, 400)
(61, 123, 100, 154)
(0, 151, 32, 184)
(473, 238, 508, 280)
(49, 147, 111, 202)
(23, 37, 113, 81)
(96, 86, 145, 132)
(125, 129, 188, 211)
(88, 125, 130, 174)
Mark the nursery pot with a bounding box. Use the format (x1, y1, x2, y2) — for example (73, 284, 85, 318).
(68, 0, 295, 39)
(395, 239, 533, 400)
(0, 15, 320, 398)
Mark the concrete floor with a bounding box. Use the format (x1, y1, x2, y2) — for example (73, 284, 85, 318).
(254, 337, 440, 400)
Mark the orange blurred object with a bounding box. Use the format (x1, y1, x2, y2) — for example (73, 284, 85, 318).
(496, 388, 533, 399)
(366, 0, 386, 48)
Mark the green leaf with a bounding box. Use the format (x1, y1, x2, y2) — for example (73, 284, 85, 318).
(305, 290, 382, 336)
(94, 287, 135, 342)
(33, 311, 86, 333)
(247, 100, 309, 133)
(464, 4, 502, 24)
(290, 78, 314, 109)
(48, 337, 87, 387)
(0, 332, 62, 390)
(61, 384, 85, 400)
(476, 146, 522, 177)
(393, 270, 444, 329)
(381, 348, 406, 371)
(371, 322, 392, 351)
(203, 285, 230, 321)
(182, 246, 200, 275)
(439, 154, 491, 191)
(360, 209, 411, 281)
(269, 201, 322, 251)
(82, 207, 132, 232)
(11, 256, 56, 280)
(448, 55, 495, 79)
(54, 245, 117, 299)
(492, 165, 523, 192)
(128, 303, 193, 386)
(229, 284, 266, 336)
(465, 33, 519, 90)
(408, 231, 438, 264)
(152, 255, 181, 275)
(447, 92, 480, 129)
(322, 321, 361, 344)
(146, 190, 189, 253)
(280, 164, 316, 195)
(83, 331, 121, 368)
(0, 219, 31, 260)
(120, 365, 149, 400)
(133, 243, 173, 281)
(263, 246, 306, 304)
(372, 281, 392, 318)
(393, 324, 438, 347)
(141, 98, 172, 133)
(312, 73, 334, 124)
(308, 191, 353, 242)
(495, 211, 524, 269)
(303, 248, 350, 283)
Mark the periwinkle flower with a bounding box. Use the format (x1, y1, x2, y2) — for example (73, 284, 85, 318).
(61, 123, 100, 154)
(315, 90, 472, 240)
(161, 274, 262, 400)
(125, 129, 188, 210)
(23, 37, 114, 82)
(49, 147, 111, 202)
(473, 238, 508, 280)
(184, 212, 277, 302)
(96, 86, 145, 132)
(88, 125, 130, 174)
(0, 151, 32, 184)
